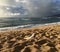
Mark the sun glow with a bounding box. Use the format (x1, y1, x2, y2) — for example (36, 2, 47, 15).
(0, 0, 9, 6)
(0, 9, 7, 17)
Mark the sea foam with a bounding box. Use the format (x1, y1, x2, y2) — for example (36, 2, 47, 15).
(0, 22, 60, 31)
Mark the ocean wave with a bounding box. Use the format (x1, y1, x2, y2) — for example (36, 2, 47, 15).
(0, 22, 60, 31)
(0, 24, 34, 31)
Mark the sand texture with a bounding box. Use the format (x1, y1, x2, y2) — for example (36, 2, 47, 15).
(0, 24, 60, 52)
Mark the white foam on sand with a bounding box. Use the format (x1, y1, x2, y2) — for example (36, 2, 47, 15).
(0, 22, 60, 31)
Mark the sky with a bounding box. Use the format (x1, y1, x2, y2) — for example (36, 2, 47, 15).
(0, 0, 60, 17)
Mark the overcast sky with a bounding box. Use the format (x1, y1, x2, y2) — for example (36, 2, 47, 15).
(0, 0, 60, 17)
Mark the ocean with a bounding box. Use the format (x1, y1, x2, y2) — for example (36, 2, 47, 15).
(0, 17, 60, 30)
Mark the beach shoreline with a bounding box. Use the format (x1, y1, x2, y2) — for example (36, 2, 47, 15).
(0, 22, 60, 31)
(0, 23, 60, 52)
(0, 22, 60, 32)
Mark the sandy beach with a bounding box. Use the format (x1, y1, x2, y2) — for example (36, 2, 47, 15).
(0, 24, 60, 52)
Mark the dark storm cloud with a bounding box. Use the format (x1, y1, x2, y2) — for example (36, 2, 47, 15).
(27, 0, 52, 17)
(0, 0, 60, 17)
(27, 0, 60, 17)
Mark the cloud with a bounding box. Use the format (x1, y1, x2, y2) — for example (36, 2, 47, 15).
(0, 0, 16, 6)
(0, 0, 60, 17)
(51, 0, 60, 15)
(24, 0, 52, 17)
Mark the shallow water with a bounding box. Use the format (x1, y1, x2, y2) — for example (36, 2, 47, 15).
(0, 17, 60, 28)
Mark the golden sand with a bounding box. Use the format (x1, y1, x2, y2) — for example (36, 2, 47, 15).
(0, 24, 60, 52)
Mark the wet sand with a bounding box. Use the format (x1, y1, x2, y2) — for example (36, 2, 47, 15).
(0, 24, 60, 52)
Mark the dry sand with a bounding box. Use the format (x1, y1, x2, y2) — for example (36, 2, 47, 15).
(0, 24, 60, 52)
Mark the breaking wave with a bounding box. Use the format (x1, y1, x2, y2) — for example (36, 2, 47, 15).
(0, 22, 60, 31)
